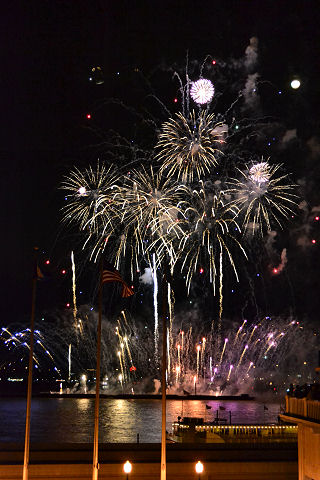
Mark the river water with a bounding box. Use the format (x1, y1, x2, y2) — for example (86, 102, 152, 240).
(0, 397, 282, 443)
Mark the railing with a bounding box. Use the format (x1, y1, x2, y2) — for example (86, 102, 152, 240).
(285, 395, 320, 422)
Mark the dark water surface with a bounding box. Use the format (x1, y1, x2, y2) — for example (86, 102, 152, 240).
(0, 398, 281, 443)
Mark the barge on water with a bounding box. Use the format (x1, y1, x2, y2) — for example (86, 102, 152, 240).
(168, 417, 298, 443)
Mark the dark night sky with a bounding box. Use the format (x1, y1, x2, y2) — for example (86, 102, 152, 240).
(1, 1, 320, 324)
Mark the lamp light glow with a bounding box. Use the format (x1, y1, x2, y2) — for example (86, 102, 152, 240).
(123, 460, 132, 474)
(195, 460, 204, 474)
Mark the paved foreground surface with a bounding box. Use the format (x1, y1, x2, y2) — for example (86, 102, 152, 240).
(0, 442, 297, 479)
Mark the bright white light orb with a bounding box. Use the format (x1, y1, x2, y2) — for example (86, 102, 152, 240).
(190, 79, 214, 104)
(291, 79, 301, 89)
(249, 162, 270, 184)
(123, 460, 132, 474)
(195, 461, 204, 474)
(78, 186, 87, 195)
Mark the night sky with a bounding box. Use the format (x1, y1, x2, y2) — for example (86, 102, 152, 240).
(2, 1, 320, 327)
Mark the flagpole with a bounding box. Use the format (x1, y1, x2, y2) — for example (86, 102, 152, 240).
(92, 259, 103, 480)
(23, 247, 39, 480)
(160, 266, 168, 480)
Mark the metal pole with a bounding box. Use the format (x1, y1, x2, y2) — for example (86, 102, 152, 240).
(22, 247, 39, 480)
(92, 260, 103, 480)
(160, 271, 167, 480)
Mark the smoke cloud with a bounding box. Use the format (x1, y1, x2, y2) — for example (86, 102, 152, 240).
(139, 267, 153, 285)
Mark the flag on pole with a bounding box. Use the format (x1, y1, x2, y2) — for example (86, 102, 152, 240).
(102, 268, 134, 298)
(219, 406, 226, 411)
(263, 405, 268, 411)
(205, 404, 212, 410)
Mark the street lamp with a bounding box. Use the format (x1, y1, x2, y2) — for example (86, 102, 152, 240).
(123, 460, 132, 480)
(195, 460, 204, 479)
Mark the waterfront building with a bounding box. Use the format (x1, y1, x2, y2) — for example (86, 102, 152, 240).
(281, 376, 320, 480)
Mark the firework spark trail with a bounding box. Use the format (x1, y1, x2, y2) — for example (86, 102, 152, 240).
(68, 344, 71, 381)
(117, 350, 125, 382)
(70, 251, 79, 331)
(152, 253, 159, 362)
(120, 311, 130, 329)
(177, 344, 181, 373)
(175, 364, 180, 384)
(124, 336, 134, 367)
(166, 329, 171, 380)
(201, 337, 206, 376)
(248, 325, 258, 343)
(227, 364, 233, 381)
(219, 338, 228, 365)
(264, 341, 275, 356)
(196, 345, 201, 377)
(236, 344, 249, 370)
(246, 361, 254, 374)
(120, 342, 127, 381)
(181, 330, 184, 351)
(233, 320, 247, 346)
(167, 282, 174, 380)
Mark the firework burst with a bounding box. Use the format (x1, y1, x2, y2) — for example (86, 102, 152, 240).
(190, 78, 215, 104)
(178, 182, 247, 294)
(156, 110, 224, 183)
(227, 159, 298, 234)
(120, 166, 187, 269)
(61, 162, 120, 238)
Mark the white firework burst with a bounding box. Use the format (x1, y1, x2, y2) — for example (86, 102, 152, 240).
(249, 162, 270, 184)
(190, 78, 214, 104)
(227, 160, 298, 234)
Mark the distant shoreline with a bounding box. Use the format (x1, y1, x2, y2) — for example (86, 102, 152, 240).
(35, 392, 255, 400)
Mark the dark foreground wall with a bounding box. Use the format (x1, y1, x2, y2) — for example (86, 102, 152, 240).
(0, 443, 298, 480)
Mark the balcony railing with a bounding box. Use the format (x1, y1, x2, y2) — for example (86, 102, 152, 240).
(285, 395, 320, 422)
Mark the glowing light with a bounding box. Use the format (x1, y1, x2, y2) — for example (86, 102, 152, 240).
(78, 186, 86, 195)
(315, 216, 319, 221)
(212, 60, 216, 65)
(61, 269, 66, 275)
(312, 239, 316, 244)
(195, 461, 204, 474)
(199, 268, 204, 274)
(273, 268, 278, 274)
(123, 460, 132, 474)
(190, 78, 214, 104)
(66, 303, 70, 308)
(291, 79, 301, 89)
(249, 162, 270, 184)
(174, 98, 178, 103)
(45, 260, 50, 265)
(86, 113, 91, 119)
